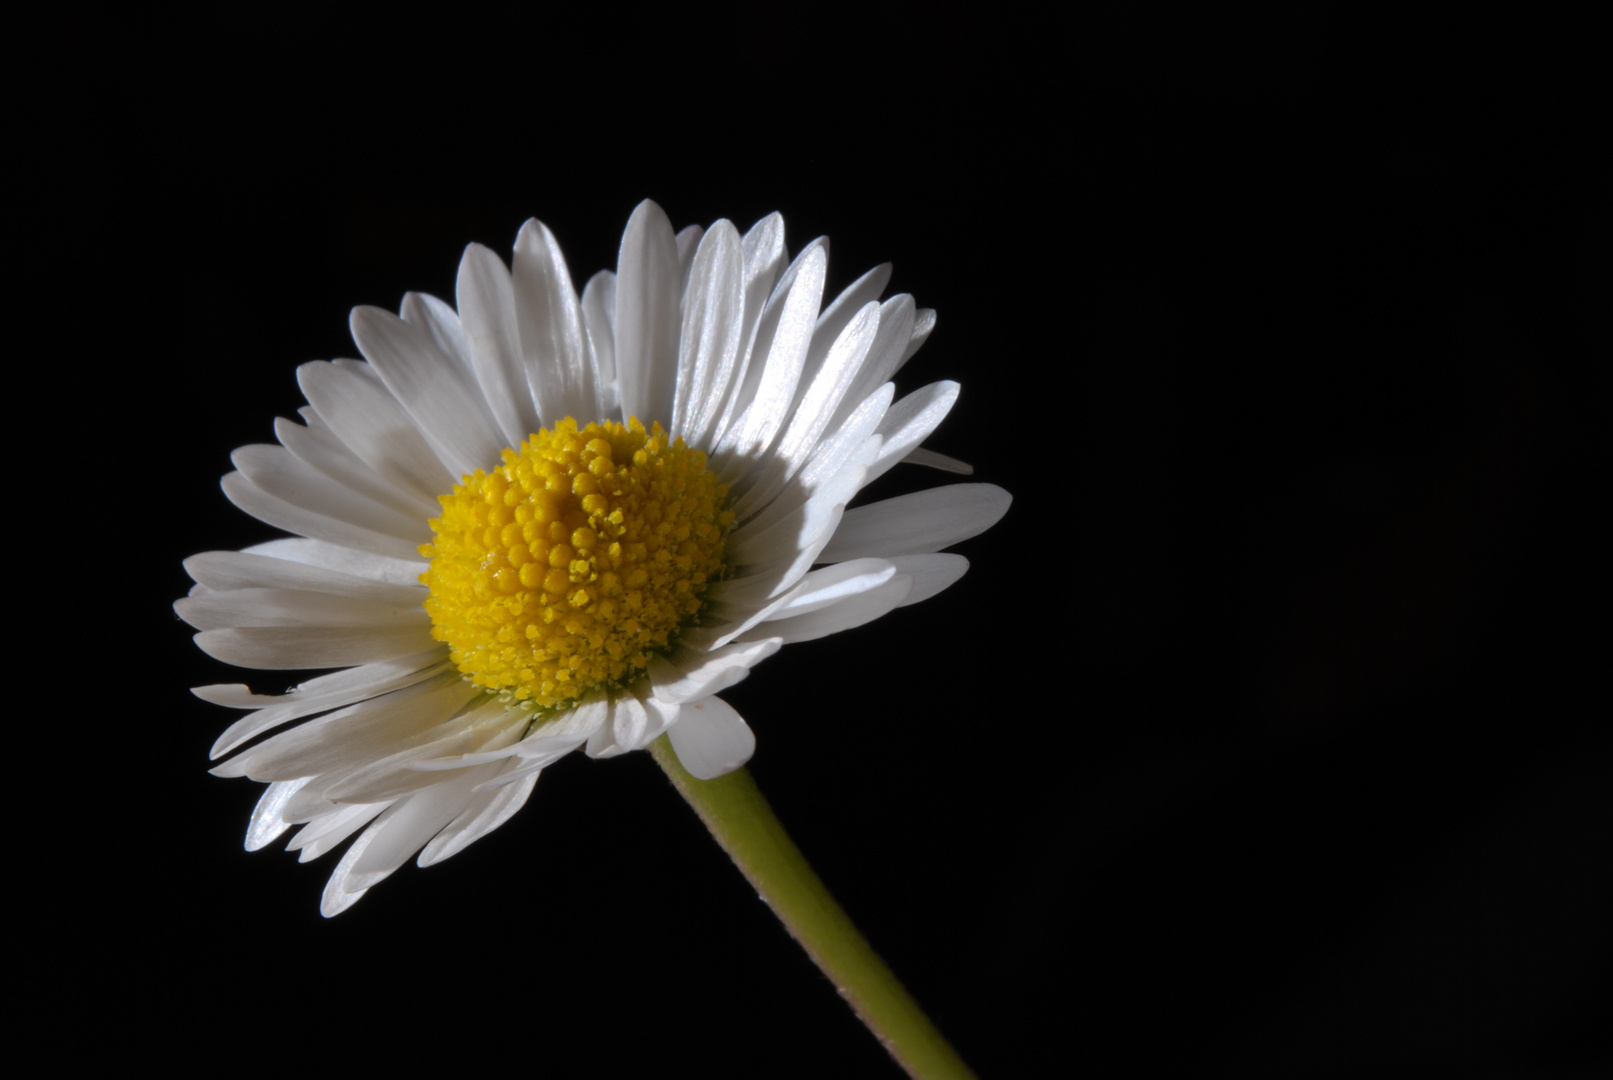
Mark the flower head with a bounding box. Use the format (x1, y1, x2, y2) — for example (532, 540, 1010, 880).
(179, 201, 1010, 915)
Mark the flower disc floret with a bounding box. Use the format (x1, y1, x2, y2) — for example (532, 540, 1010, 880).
(420, 418, 733, 710)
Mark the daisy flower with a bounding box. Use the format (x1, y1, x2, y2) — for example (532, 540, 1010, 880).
(178, 200, 1010, 916)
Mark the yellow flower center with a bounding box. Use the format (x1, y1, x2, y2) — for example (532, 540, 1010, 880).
(419, 418, 732, 711)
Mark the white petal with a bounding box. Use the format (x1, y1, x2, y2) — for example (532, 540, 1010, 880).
(245, 778, 308, 851)
(293, 801, 387, 862)
(733, 299, 880, 516)
(580, 270, 618, 415)
(614, 200, 681, 426)
(639, 694, 680, 744)
(733, 385, 890, 540)
(320, 702, 526, 803)
(457, 242, 542, 449)
(417, 762, 539, 867)
(239, 538, 426, 586)
(399, 291, 477, 384)
(646, 637, 782, 704)
(899, 308, 937, 372)
(321, 807, 396, 915)
(793, 262, 890, 413)
(741, 572, 912, 645)
(350, 305, 506, 479)
(675, 224, 704, 287)
(512, 218, 600, 425)
(228, 444, 426, 543)
(183, 551, 422, 607)
(409, 729, 587, 771)
(902, 447, 974, 474)
(728, 448, 869, 573)
(818, 484, 1012, 562)
(274, 414, 430, 523)
(669, 220, 743, 448)
(215, 673, 479, 782)
(202, 652, 451, 759)
(887, 553, 970, 607)
(220, 471, 424, 563)
(667, 697, 756, 780)
(765, 558, 897, 619)
(194, 624, 434, 670)
(863, 381, 962, 487)
(296, 360, 451, 509)
(712, 240, 827, 475)
(708, 212, 787, 450)
(175, 588, 427, 632)
(826, 294, 917, 435)
(344, 766, 503, 890)
(706, 558, 893, 648)
(586, 693, 652, 758)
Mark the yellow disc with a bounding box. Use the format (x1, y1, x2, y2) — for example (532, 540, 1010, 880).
(419, 418, 732, 711)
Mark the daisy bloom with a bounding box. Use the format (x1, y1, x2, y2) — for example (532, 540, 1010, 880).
(179, 200, 1010, 917)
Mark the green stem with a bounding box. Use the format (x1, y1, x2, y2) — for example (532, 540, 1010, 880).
(649, 735, 976, 1080)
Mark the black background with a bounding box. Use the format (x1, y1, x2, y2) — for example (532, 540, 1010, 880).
(40, 8, 1607, 1077)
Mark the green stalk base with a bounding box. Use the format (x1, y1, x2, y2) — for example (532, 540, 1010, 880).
(650, 735, 976, 1080)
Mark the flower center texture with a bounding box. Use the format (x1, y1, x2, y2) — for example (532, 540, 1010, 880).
(420, 418, 733, 711)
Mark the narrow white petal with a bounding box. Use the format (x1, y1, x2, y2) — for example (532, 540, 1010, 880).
(646, 637, 782, 704)
(863, 381, 963, 486)
(293, 801, 387, 861)
(733, 299, 880, 516)
(675, 223, 704, 288)
(245, 778, 309, 851)
(712, 241, 827, 475)
(274, 414, 429, 523)
(297, 360, 451, 509)
(239, 538, 426, 586)
(399, 292, 478, 384)
(898, 308, 937, 372)
(765, 558, 897, 619)
(740, 572, 913, 645)
(669, 220, 744, 447)
(346, 765, 507, 890)
(183, 551, 423, 607)
(733, 386, 889, 540)
(282, 782, 341, 827)
(580, 270, 618, 415)
(457, 242, 542, 449)
(321, 807, 397, 915)
(728, 453, 868, 572)
(512, 218, 599, 425)
(614, 200, 681, 426)
(707, 557, 891, 648)
(202, 652, 451, 759)
(708, 212, 787, 448)
(818, 484, 1012, 562)
(793, 262, 891, 412)
(417, 762, 539, 867)
(887, 553, 970, 607)
(902, 447, 974, 473)
(215, 673, 478, 781)
(586, 693, 651, 758)
(195, 625, 434, 670)
(667, 697, 756, 780)
(175, 587, 427, 632)
(350, 305, 506, 479)
(410, 729, 587, 771)
(229, 444, 427, 543)
(220, 471, 424, 563)
(321, 703, 526, 803)
(827, 294, 917, 435)
(531, 695, 611, 742)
